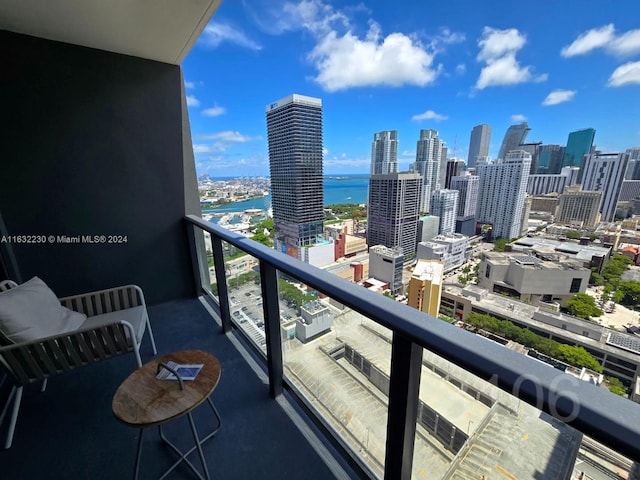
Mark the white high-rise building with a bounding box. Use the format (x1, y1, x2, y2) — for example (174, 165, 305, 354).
(371, 130, 398, 175)
(430, 189, 459, 235)
(477, 151, 531, 240)
(581, 152, 630, 222)
(450, 174, 479, 218)
(468, 124, 491, 169)
(412, 129, 445, 212)
(527, 166, 580, 195)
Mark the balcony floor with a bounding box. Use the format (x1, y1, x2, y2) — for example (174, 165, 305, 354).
(0, 297, 359, 479)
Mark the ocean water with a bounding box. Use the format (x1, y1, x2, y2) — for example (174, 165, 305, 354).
(202, 174, 369, 214)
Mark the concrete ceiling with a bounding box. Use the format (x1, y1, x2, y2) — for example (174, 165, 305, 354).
(0, 0, 222, 64)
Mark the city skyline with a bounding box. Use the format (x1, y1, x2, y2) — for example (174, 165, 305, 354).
(184, 0, 640, 177)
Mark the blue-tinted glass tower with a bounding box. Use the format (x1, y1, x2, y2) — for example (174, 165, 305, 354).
(562, 128, 595, 170)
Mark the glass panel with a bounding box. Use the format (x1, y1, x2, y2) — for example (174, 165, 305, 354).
(222, 240, 265, 353)
(411, 343, 636, 479)
(281, 281, 391, 477)
(192, 226, 215, 298)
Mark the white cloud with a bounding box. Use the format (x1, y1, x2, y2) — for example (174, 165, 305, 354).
(608, 61, 640, 87)
(402, 150, 416, 157)
(610, 29, 640, 56)
(202, 106, 227, 117)
(248, 0, 463, 91)
(198, 131, 259, 142)
(199, 21, 262, 50)
(455, 63, 466, 75)
(431, 28, 465, 47)
(542, 89, 577, 106)
(561, 24, 640, 57)
(561, 24, 615, 57)
(475, 27, 546, 89)
(411, 110, 448, 121)
(186, 95, 200, 107)
(511, 114, 527, 122)
(193, 144, 211, 153)
(309, 21, 440, 91)
(184, 81, 195, 89)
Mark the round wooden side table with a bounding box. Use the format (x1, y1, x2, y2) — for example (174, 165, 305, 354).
(112, 350, 222, 480)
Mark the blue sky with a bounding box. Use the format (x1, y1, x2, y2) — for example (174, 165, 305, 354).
(183, 0, 640, 177)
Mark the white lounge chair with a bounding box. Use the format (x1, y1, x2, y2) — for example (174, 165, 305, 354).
(0, 277, 157, 448)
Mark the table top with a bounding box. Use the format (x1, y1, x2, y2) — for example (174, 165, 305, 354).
(112, 350, 221, 427)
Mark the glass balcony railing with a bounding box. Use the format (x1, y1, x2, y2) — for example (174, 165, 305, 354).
(185, 215, 640, 480)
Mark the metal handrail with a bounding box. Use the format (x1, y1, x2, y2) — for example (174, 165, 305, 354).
(185, 214, 640, 463)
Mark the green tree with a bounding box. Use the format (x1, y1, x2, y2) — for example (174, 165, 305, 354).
(605, 376, 627, 396)
(617, 280, 640, 307)
(589, 268, 603, 286)
(251, 232, 273, 248)
(465, 313, 603, 373)
(567, 293, 603, 320)
(255, 218, 274, 234)
(556, 344, 602, 371)
(278, 279, 317, 309)
(494, 239, 510, 252)
(565, 230, 581, 240)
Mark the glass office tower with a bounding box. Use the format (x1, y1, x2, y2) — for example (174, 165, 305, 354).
(467, 124, 491, 169)
(266, 94, 324, 256)
(562, 128, 595, 170)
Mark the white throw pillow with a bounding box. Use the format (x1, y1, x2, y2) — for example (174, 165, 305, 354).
(0, 276, 86, 344)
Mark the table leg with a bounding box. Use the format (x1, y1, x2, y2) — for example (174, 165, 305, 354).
(157, 397, 221, 480)
(133, 428, 144, 480)
(187, 412, 211, 480)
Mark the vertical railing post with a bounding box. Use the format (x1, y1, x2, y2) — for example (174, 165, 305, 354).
(211, 235, 232, 333)
(186, 223, 204, 295)
(384, 332, 422, 480)
(260, 261, 283, 398)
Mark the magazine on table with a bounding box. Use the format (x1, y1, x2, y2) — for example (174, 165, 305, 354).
(156, 360, 204, 381)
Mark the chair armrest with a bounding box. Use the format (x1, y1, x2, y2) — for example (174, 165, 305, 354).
(59, 285, 146, 316)
(0, 320, 138, 385)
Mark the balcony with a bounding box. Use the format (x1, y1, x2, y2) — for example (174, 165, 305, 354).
(2, 10, 640, 478)
(3, 215, 640, 479)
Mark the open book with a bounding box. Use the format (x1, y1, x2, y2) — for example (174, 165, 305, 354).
(156, 360, 204, 381)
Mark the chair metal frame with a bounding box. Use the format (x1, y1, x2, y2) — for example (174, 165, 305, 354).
(0, 281, 157, 449)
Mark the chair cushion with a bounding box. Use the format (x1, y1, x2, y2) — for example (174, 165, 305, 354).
(0, 277, 86, 344)
(80, 305, 147, 344)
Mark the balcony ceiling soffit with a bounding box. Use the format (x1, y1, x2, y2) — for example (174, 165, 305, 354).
(0, 0, 221, 64)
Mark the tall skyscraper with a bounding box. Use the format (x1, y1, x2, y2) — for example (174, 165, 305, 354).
(412, 129, 445, 212)
(581, 152, 629, 222)
(477, 151, 531, 240)
(624, 147, 640, 180)
(450, 174, 479, 218)
(537, 144, 566, 174)
(266, 94, 324, 257)
(371, 130, 398, 175)
(442, 158, 465, 189)
(367, 172, 422, 260)
(497, 123, 530, 160)
(450, 173, 479, 236)
(468, 124, 492, 169)
(430, 189, 459, 235)
(562, 128, 595, 171)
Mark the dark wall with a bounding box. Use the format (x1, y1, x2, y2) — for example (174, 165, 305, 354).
(0, 31, 196, 303)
